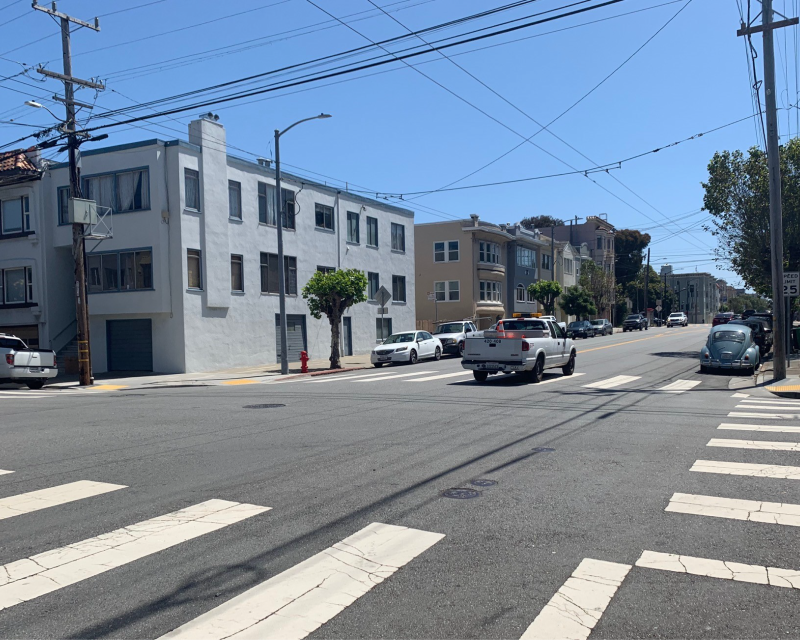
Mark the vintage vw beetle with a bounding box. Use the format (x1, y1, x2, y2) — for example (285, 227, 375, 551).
(700, 325, 760, 373)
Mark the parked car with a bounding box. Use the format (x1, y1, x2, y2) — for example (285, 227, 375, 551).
(0, 334, 58, 389)
(742, 309, 757, 319)
(751, 312, 774, 330)
(371, 331, 442, 366)
(667, 312, 688, 327)
(728, 318, 773, 356)
(567, 320, 596, 339)
(432, 321, 477, 356)
(712, 312, 734, 326)
(538, 315, 567, 332)
(700, 325, 760, 373)
(623, 314, 649, 332)
(590, 319, 613, 335)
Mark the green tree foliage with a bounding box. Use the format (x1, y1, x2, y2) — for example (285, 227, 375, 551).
(301, 268, 368, 369)
(614, 229, 651, 290)
(520, 215, 565, 230)
(560, 286, 597, 319)
(702, 139, 800, 296)
(527, 280, 562, 315)
(579, 260, 615, 318)
(726, 293, 769, 314)
(624, 266, 677, 315)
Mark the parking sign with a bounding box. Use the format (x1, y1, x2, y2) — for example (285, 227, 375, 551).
(784, 272, 799, 297)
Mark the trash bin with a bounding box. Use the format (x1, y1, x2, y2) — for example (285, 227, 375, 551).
(793, 327, 800, 351)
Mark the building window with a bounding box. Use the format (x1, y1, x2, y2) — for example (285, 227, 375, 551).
(1, 196, 30, 236)
(366, 216, 378, 247)
(231, 255, 243, 292)
(391, 223, 405, 252)
(84, 168, 150, 213)
(434, 280, 459, 302)
(317, 266, 335, 274)
(184, 169, 200, 210)
(260, 252, 297, 295)
(88, 249, 152, 293)
(434, 240, 459, 262)
(516, 246, 536, 268)
(228, 180, 242, 220)
(0, 266, 33, 305)
(596, 236, 603, 250)
(516, 284, 526, 302)
(527, 288, 536, 303)
(479, 241, 500, 264)
(564, 258, 573, 274)
(258, 184, 295, 228)
(376, 318, 393, 341)
(347, 211, 360, 243)
(367, 272, 379, 299)
(187, 249, 202, 290)
(58, 187, 70, 225)
(542, 254, 552, 270)
(315, 203, 334, 230)
(479, 280, 502, 302)
(392, 275, 406, 302)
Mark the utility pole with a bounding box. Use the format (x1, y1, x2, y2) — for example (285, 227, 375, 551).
(643, 248, 650, 317)
(33, 1, 102, 387)
(550, 226, 555, 282)
(738, 2, 797, 380)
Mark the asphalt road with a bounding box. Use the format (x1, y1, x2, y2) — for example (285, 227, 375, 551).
(1, 325, 797, 639)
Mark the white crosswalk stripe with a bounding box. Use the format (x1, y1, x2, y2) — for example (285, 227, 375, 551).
(719, 422, 800, 433)
(655, 379, 701, 393)
(0, 480, 126, 521)
(736, 403, 800, 411)
(583, 375, 641, 390)
(737, 398, 800, 406)
(728, 411, 798, 419)
(302, 371, 395, 384)
(0, 469, 13, 476)
(665, 492, 800, 527)
(538, 372, 586, 385)
(520, 558, 631, 640)
(405, 371, 473, 382)
(708, 438, 800, 451)
(160, 522, 444, 640)
(353, 371, 439, 382)
(0, 499, 269, 612)
(691, 459, 800, 480)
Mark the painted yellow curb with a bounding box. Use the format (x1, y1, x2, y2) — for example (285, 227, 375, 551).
(221, 379, 260, 385)
(86, 384, 129, 391)
(767, 384, 800, 392)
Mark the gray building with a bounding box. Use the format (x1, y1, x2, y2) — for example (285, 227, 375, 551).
(662, 266, 720, 324)
(503, 223, 550, 316)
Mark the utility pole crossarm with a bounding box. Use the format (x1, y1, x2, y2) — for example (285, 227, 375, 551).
(37, 67, 104, 90)
(737, 16, 798, 36)
(31, 1, 100, 30)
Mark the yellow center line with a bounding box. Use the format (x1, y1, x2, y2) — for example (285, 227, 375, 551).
(577, 329, 708, 354)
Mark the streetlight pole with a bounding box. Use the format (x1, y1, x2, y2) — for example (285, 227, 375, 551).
(274, 114, 331, 375)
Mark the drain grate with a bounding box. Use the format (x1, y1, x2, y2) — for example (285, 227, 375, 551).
(532, 447, 555, 452)
(470, 479, 497, 487)
(442, 487, 481, 499)
(244, 403, 286, 409)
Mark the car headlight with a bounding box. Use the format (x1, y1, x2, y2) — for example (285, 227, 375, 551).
(395, 346, 408, 352)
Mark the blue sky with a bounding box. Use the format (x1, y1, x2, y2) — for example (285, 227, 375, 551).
(3, 0, 797, 289)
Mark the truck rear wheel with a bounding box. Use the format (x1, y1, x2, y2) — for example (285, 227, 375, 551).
(26, 380, 44, 390)
(473, 371, 488, 382)
(529, 356, 544, 383)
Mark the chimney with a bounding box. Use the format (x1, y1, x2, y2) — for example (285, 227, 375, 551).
(24, 146, 42, 170)
(470, 213, 479, 227)
(257, 158, 272, 168)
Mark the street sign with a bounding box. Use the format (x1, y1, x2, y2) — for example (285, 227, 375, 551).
(784, 272, 799, 297)
(375, 285, 392, 307)
(427, 292, 436, 301)
(377, 307, 388, 314)
(655, 305, 662, 312)
(656, 299, 662, 306)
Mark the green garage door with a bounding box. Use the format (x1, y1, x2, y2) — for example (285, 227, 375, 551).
(275, 314, 306, 363)
(107, 319, 153, 371)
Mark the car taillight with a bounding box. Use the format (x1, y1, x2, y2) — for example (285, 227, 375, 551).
(53, 354, 57, 367)
(5, 354, 13, 365)
(744, 355, 749, 360)
(704, 353, 709, 358)
(522, 341, 530, 351)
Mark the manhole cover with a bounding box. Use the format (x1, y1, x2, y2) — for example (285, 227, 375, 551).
(532, 447, 555, 452)
(470, 479, 497, 487)
(442, 488, 481, 499)
(244, 403, 286, 409)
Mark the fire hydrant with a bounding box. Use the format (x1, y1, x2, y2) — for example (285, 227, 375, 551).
(300, 350, 309, 373)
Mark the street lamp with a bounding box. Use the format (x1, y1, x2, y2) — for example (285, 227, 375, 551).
(274, 113, 332, 375)
(25, 100, 61, 122)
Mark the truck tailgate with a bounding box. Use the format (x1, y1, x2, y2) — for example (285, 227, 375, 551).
(464, 336, 526, 361)
(13, 350, 56, 367)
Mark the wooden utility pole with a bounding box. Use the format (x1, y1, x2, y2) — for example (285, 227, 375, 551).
(32, 1, 103, 386)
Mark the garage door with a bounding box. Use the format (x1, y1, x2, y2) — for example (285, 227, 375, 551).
(275, 314, 306, 363)
(107, 319, 153, 371)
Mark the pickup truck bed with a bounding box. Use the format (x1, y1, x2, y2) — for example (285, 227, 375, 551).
(0, 335, 58, 389)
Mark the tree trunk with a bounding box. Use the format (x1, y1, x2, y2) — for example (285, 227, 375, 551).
(329, 311, 342, 369)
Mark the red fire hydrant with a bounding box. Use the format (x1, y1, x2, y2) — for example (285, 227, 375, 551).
(300, 350, 309, 373)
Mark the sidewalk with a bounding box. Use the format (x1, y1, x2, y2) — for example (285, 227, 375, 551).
(764, 355, 800, 399)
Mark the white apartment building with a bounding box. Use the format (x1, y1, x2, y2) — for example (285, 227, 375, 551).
(0, 117, 415, 373)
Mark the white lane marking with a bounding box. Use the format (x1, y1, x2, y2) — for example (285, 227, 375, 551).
(0, 470, 13, 476)
(739, 398, 800, 405)
(160, 522, 444, 640)
(0, 393, 53, 399)
(636, 550, 800, 588)
(691, 459, 800, 480)
(538, 372, 586, 385)
(719, 423, 800, 433)
(0, 499, 269, 612)
(405, 371, 473, 382)
(582, 375, 641, 390)
(656, 380, 701, 393)
(0, 480, 126, 521)
(520, 558, 632, 640)
(731, 392, 751, 398)
(666, 492, 800, 527)
(736, 404, 800, 411)
(303, 371, 397, 384)
(728, 412, 795, 419)
(353, 371, 439, 382)
(708, 438, 800, 451)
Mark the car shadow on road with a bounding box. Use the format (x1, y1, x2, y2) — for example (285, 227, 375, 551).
(649, 351, 701, 359)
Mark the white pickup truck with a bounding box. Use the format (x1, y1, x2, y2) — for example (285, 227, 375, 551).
(0, 333, 58, 389)
(461, 317, 576, 383)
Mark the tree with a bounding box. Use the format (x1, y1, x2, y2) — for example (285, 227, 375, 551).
(560, 286, 597, 319)
(301, 268, 368, 369)
(520, 215, 565, 230)
(702, 139, 800, 297)
(527, 280, 562, 315)
(614, 229, 651, 290)
(727, 293, 769, 314)
(579, 260, 615, 318)
(624, 266, 677, 315)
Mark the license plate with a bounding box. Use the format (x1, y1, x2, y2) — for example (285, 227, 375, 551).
(484, 339, 501, 344)
(378, 357, 391, 361)
(481, 363, 502, 370)
(28, 367, 44, 373)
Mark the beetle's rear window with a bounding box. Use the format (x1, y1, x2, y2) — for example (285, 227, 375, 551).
(713, 331, 745, 343)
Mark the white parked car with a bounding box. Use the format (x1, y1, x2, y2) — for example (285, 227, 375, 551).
(538, 315, 567, 332)
(667, 312, 688, 327)
(371, 331, 442, 366)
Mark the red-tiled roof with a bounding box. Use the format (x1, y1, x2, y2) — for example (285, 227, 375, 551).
(0, 148, 38, 174)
